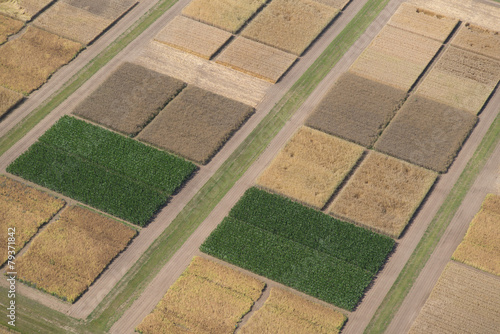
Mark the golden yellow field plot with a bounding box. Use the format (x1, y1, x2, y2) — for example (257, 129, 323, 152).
(241, 288, 346, 334)
(452, 194, 500, 276)
(16, 206, 136, 303)
(0, 86, 23, 117)
(329, 152, 437, 238)
(136, 256, 265, 334)
(409, 261, 500, 334)
(257, 126, 364, 209)
(155, 16, 232, 60)
(0, 175, 65, 266)
(0, 14, 23, 44)
(387, 3, 458, 42)
(216, 37, 297, 83)
(452, 24, 500, 61)
(241, 0, 339, 55)
(0, 0, 52, 21)
(314, 0, 350, 10)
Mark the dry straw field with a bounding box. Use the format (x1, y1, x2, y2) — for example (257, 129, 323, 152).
(241, 0, 338, 55)
(0, 13, 23, 44)
(155, 16, 232, 60)
(216, 37, 297, 83)
(0, 86, 23, 117)
(136, 256, 265, 334)
(306, 72, 407, 147)
(451, 23, 500, 61)
(16, 205, 136, 303)
(329, 152, 437, 238)
(137, 85, 254, 164)
(409, 261, 500, 334)
(256, 126, 364, 209)
(0, 175, 64, 266)
(374, 95, 477, 173)
(0, 0, 52, 21)
(313, 0, 349, 10)
(240, 288, 346, 334)
(72, 62, 185, 136)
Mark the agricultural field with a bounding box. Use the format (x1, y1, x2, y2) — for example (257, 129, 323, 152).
(0, 0, 52, 21)
(155, 16, 232, 60)
(240, 288, 346, 334)
(241, 0, 339, 56)
(256, 126, 364, 208)
(136, 256, 265, 334)
(329, 152, 437, 238)
(15, 205, 136, 303)
(7, 116, 196, 225)
(451, 23, 500, 61)
(216, 37, 297, 83)
(313, 0, 350, 10)
(0, 26, 82, 94)
(64, 0, 137, 21)
(137, 85, 255, 164)
(72, 62, 186, 136)
(0, 175, 65, 266)
(408, 261, 500, 334)
(0, 13, 23, 44)
(201, 187, 395, 310)
(305, 72, 407, 147)
(0, 86, 23, 118)
(374, 95, 477, 173)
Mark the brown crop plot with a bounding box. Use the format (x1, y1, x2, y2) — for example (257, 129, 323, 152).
(0, 86, 23, 117)
(154, 16, 232, 60)
(256, 126, 364, 209)
(72, 62, 185, 136)
(0, 175, 65, 266)
(374, 95, 477, 173)
(136, 256, 265, 334)
(64, 0, 137, 21)
(137, 85, 254, 164)
(0, 0, 52, 21)
(241, 0, 339, 56)
(216, 37, 297, 83)
(241, 288, 346, 334)
(329, 152, 437, 238)
(16, 205, 136, 303)
(306, 72, 407, 147)
(409, 261, 500, 334)
(0, 14, 23, 44)
(182, 0, 266, 33)
(313, 0, 350, 10)
(451, 24, 500, 61)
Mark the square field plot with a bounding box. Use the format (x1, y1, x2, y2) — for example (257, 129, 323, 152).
(64, 0, 137, 21)
(329, 152, 437, 238)
(306, 72, 407, 147)
(256, 126, 364, 209)
(0, 0, 52, 21)
(451, 24, 500, 61)
(136, 256, 265, 334)
(0, 86, 23, 118)
(374, 95, 477, 173)
(241, 0, 339, 55)
(216, 37, 297, 83)
(16, 206, 136, 303)
(73, 62, 185, 136)
(137, 85, 255, 164)
(0, 14, 23, 45)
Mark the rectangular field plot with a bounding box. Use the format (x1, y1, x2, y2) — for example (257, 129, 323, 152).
(201, 187, 395, 310)
(64, 0, 137, 21)
(451, 24, 500, 61)
(216, 37, 297, 83)
(136, 256, 265, 334)
(0, 86, 23, 118)
(241, 0, 339, 56)
(409, 261, 500, 334)
(241, 288, 346, 334)
(73, 62, 185, 136)
(452, 194, 500, 276)
(0, 175, 65, 266)
(306, 72, 407, 147)
(0, 0, 52, 21)
(137, 85, 254, 164)
(256, 126, 364, 208)
(0, 14, 23, 45)
(329, 152, 437, 238)
(16, 206, 136, 303)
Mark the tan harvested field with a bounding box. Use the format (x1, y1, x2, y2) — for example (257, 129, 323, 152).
(137, 85, 254, 164)
(16, 206, 136, 303)
(0, 175, 65, 266)
(182, 0, 266, 33)
(72, 62, 185, 136)
(329, 151, 437, 238)
(387, 3, 458, 42)
(64, 0, 138, 21)
(374, 95, 477, 173)
(256, 126, 364, 209)
(0, 86, 23, 117)
(241, 0, 339, 55)
(0, 26, 82, 94)
(452, 23, 500, 61)
(216, 37, 297, 83)
(155, 16, 232, 60)
(306, 72, 407, 147)
(136, 256, 265, 334)
(0, 13, 23, 44)
(313, 0, 350, 10)
(0, 0, 52, 21)
(452, 194, 500, 276)
(408, 261, 500, 334)
(241, 288, 346, 334)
